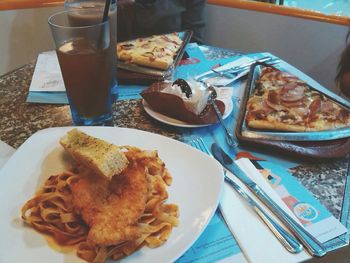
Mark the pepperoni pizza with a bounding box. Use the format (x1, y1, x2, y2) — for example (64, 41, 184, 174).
(246, 67, 350, 132)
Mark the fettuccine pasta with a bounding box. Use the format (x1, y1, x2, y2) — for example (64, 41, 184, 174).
(22, 146, 179, 263)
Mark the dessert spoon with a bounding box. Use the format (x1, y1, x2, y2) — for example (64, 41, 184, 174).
(207, 86, 238, 148)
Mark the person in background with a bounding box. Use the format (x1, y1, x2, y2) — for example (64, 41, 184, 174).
(336, 32, 350, 98)
(117, 0, 206, 43)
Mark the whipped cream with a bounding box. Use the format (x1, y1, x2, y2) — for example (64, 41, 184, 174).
(161, 80, 209, 115)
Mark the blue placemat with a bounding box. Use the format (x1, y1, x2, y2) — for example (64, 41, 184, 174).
(176, 210, 241, 263)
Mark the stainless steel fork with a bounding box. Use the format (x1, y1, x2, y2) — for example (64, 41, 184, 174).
(188, 137, 303, 254)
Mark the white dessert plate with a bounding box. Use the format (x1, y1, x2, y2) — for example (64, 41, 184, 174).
(142, 99, 233, 128)
(0, 127, 223, 263)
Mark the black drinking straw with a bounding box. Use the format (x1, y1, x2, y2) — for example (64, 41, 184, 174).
(102, 0, 112, 23)
(98, 0, 112, 49)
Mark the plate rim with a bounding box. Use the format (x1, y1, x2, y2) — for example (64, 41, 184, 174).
(142, 99, 233, 128)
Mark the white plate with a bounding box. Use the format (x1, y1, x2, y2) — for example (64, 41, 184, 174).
(142, 99, 233, 128)
(0, 127, 223, 263)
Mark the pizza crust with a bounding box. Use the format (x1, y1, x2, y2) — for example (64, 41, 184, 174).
(117, 52, 132, 61)
(305, 118, 337, 131)
(122, 53, 173, 70)
(247, 119, 307, 132)
(335, 120, 350, 129)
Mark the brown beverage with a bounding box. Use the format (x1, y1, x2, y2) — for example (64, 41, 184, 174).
(56, 38, 114, 119)
(66, 1, 117, 34)
(68, 12, 103, 26)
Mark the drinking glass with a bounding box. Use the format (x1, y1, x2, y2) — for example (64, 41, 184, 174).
(64, 0, 117, 46)
(64, 0, 118, 99)
(48, 9, 117, 126)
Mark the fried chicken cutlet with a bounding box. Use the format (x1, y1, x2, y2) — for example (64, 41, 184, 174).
(70, 162, 148, 246)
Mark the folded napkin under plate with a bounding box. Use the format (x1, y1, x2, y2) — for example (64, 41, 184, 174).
(0, 141, 15, 171)
(220, 158, 348, 263)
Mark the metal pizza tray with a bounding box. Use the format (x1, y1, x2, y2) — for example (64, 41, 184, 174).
(116, 30, 193, 78)
(235, 62, 350, 142)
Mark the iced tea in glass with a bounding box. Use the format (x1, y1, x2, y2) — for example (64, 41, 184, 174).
(48, 9, 116, 125)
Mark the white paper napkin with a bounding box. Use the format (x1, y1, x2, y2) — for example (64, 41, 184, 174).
(29, 51, 65, 92)
(0, 140, 15, 170)
(220, 158, 311, 263)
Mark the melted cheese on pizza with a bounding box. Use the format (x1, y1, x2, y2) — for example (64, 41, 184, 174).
(246, 67, 350, 131)
(117, 33, 183, 70)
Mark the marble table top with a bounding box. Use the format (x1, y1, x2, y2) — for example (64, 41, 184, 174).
(1, 61, 349, 220)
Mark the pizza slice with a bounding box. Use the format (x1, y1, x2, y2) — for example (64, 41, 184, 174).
(246, 67, 350, 132)
(117, 32, 183, 70)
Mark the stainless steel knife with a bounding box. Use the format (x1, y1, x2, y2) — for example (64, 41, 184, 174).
(224, 173, 303, 254)
(196, 56, 280, 81)
(211, 143, 327, 257)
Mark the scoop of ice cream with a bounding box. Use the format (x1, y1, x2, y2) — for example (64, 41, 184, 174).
(161, 79, 209, 115)
(141, 80, 226, 124)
